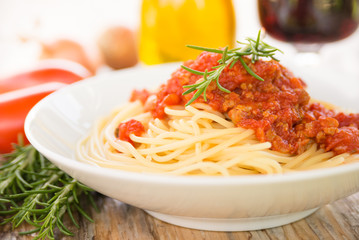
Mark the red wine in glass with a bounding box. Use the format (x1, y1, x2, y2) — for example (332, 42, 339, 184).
(258, 0, 359, 46)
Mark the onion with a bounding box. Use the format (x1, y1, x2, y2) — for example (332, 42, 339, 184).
(97, 26, 138, 70)
(40, 39, 101, 74)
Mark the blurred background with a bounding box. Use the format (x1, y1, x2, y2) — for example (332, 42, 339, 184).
(0, 0, 358, 78)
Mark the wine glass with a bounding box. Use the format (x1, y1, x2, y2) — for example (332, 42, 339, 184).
(257, 0, 359, 66)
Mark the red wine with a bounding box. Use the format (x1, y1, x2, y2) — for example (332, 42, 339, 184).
(258, 0, 359, 43)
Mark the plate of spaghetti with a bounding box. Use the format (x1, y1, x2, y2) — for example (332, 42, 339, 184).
(25, 33, 359, 231)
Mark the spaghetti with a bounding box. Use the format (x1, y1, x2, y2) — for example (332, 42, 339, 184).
(77, 101, 359, 176)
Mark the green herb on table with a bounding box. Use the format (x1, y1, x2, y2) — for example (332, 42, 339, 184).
(181, 29, 282, 106)
(0, 145, 97, 240)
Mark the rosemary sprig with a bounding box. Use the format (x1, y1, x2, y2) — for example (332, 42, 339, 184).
(182, 29, 282, 106)
(0, 145, 97, 239)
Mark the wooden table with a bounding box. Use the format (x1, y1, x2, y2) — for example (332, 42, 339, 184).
(1, 191, 359, 240)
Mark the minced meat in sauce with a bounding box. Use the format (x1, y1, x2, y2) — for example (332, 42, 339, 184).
(131, 51, 359, 155)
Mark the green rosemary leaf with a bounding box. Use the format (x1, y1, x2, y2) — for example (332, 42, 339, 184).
(185, 87, 205, 106)
(183, 82, 202, 89)
(215, 76, 231, 93)
(181, 65, 205, 75)
(47, 184, 62, 190)
(0, 198, 11, 203)
(0, 209, 18, 215)
(19, 227, 41, 235)
(24, 217, 41, 227)
(35, 200, 50, 207)
(201, 70, 210, 101)
(238, 56, 264, 81)
(86, 192, 99, 213)
(255, 29, 261, 49)
(221, 46, 228, 64)
(270, 56, 280, 61)
(72, 186, 79, 204)
(182, 87, 197, 95)
(74, 203, 94, 223)
(56, 211, 74, 236)
(15, 176, 27, 193)
(67, 201, 80, 228)
(186, 45, 224, 53)
(229, 58, 238, 69)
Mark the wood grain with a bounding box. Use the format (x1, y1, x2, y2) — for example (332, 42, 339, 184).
(1, 191, 359, 240)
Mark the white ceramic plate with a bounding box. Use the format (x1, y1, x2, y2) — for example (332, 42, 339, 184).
(25, 63, 359, 231)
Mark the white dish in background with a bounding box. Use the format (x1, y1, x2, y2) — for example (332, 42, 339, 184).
(25, 63, 359, 231)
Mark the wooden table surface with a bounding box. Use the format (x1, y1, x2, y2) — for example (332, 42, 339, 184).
(1, 191, 359, 240)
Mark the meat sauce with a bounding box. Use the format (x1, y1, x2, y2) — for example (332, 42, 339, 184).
(131, 51, 359, 155)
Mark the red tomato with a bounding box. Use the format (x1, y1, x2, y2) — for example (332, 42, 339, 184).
(0, 60, 91, 153)
(0, 60, 91, 93)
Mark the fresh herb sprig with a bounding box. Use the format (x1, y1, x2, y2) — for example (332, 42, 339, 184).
(0, 145, 97, 240)
(181, 30, 282, 106)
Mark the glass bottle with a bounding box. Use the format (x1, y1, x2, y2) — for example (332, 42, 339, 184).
(139, 0, 236, 65)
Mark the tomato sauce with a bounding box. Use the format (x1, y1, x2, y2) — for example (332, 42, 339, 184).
(117, 119, 145, 146)
(131, 51, 359, 155)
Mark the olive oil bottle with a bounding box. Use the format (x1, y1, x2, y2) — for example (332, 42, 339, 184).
(139, 0, 236, 64)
